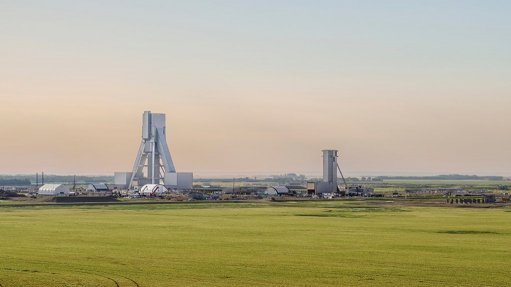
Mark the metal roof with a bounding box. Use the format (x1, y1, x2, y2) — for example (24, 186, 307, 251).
(265, 185, 290, 195)
(88, 183, 109, 191)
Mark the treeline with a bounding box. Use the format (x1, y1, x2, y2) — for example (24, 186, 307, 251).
(197, 177, 261, 183)
(374, 174, 504, 181)
(0, 178, 31, 186)
(0, 175, 113, 185)
(39, 175, 113, 183)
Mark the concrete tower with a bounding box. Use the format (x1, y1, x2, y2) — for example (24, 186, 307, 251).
(322, 150, 338, 185)
(314, 149, 339, 194)
(128, 111, 176, 189)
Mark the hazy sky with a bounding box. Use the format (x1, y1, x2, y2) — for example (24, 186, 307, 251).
(1, 1, 510, 177)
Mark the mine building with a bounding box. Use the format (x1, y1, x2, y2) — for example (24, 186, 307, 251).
(115, 111, 193, 190)
(264, 186, 291, 196)
(86, 183, 111, 193)
(447, 194, 496, 204)
(38, 184, 70, 196)
(347, 185, 374, 196)
(139, 184, 168, 196)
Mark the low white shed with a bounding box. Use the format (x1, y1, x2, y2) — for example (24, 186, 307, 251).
(38, 184, 70, 196)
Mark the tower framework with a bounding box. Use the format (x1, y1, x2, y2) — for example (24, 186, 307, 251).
(128, 111, 176, 189)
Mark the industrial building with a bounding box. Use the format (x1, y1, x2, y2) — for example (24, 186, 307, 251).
(114, 172, 132, 189)
(447, 194, 496, 204)
(307, 149, 344, 195)
(139, 184, 168, 196)
(306, 149, 374, 197)
(264, 186, 291, 196)
(314, 150, 340, 194)
(86, 183, 111, 193)
(346, 185, 374, 196)
(264, 185, 308, 196)
(115, 111, 193, 190)
(38, 184, 70, 196)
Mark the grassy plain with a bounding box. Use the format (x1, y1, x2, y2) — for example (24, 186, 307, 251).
(0, 201, 510, 286)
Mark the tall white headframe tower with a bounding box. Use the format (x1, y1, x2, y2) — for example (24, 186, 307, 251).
(128, 111, 176, 189)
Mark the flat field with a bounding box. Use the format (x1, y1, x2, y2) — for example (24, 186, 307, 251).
(0, 201, 510, 286)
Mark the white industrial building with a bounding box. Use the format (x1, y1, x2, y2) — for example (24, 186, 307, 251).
(139, 184, 168, 196)
(38, 184, 70, 196)
(114, 172, 132, 189)
(164, 172, 193, 190)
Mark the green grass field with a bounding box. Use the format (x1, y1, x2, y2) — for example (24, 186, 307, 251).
(1, 201, 510, 286)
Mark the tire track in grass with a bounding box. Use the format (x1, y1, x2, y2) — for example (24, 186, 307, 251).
(0, 260, 140, 287)
(118, 274, 141, 287)
(0, 267, 119, 287)
(76, 270, 141, 287)
(74, 270, 121, 287)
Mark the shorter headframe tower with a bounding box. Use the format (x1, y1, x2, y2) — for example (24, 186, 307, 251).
(322, 149, 338, 187)
(128, 111, 176, 189)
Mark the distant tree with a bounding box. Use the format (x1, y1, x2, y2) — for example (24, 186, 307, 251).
(0, 179, 31, 186)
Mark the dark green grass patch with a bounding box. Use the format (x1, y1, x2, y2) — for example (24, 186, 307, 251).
(437, 230, 502, 235)
(295, 212, 364, 218)
(295, 207, 408, 218)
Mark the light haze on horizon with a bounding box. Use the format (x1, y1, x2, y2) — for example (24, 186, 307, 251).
(1, 1, 510, 177)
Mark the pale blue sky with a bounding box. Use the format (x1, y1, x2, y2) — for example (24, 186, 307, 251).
(1, 1, 510, 176)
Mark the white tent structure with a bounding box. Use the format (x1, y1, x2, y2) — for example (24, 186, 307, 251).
(38, 184, 70, 196)
(139, 184, 168, 196)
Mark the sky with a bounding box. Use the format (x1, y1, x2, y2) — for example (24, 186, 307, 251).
(1, 0, 510, 177)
